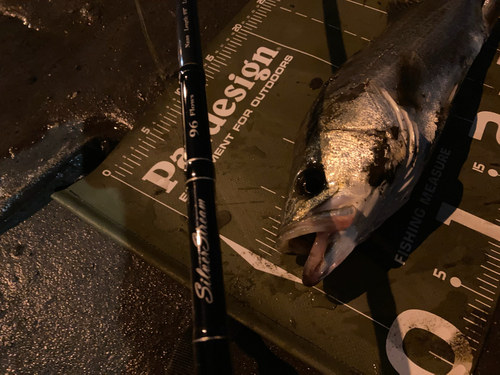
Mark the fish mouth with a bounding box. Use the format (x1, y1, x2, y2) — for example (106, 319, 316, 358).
(278, 206, 358, 286)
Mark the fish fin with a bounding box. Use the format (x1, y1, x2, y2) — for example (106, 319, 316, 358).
(397, 50, 425, 110)
(387, 0, 422, 24)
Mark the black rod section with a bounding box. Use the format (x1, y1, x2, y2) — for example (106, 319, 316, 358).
(175, 1, 233, 374)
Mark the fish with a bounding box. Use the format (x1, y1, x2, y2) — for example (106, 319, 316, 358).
(277, 0, 500, 286)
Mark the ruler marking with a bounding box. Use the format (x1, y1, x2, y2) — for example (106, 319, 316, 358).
(126, 158, 140, 166)
(463, 317, 483, 328)
(205, 73, 215, 79)
(255, 238, 279, 253)
(224, 46, 237, 52)
(269, 217, 281, 224)
(158, 121, 172, 129)
(151, 128, 163, 135)
(171, 108, 182, 115)
(263, 228, 277, 236)
(110, 175, 187, 218)
(213, 59, 227, 66)
(466, 326, 481, 335)
(249, 18, 262, 23)
(481, 265, 500, 275)
(483, 273, 500, 282)
(255, 11, 267, 17)
(283, 137, 295, 144)
(313, 287, 390, 330)
(244, 23, 257, 29)
(487, 253, 500, 262)
(242, 26, 254, 33)
(275, 206, 282, 211)
(311, 18, 324, 24)
(260, 4, 272, 11)
(130, 153, 142, 160)
(344, 30, 357, 37)
(228, 40, 242, 47)
(295, 12, 307, 18)
(117, 166, 133, 175)
(468, 303, 488, 314)
(462, 284, 494, 301)
(173, 103, 181, 110)
(141, 140, 156, 148)
(258, 248, 272, 256)
(479, 285, 495, 295)
(165, 111, 177, 119)
(145, 136, 157, 143)
(219, 52, 232, 59)
(115, 171, 126, 177)
(243, 30, 333, 66)
(470, 313, 487, 322)
(164, 117, 177, 125)
(133, 149, 148, 157)
(477, 277, 497, 288)
(122, 162, 134, 169)
(475, 298, 492, 308)
(484, 83, 495, 89)
(490, 248, 500, 255)
(246, 20, 258, 27)
(138, 145, 149, 152)
(149, 132, 163, 141)
(205, 66, 219, 73)
(272, 226, 279, 230)
(428, 351, 453, 366)
(261, 186, 277, 194)
(253, 14, 263, 19)
(487, 261, 500, 269)
(346, 0, 387, 14)
(265, 237, 276, 243)
(361, 36, 371, 42)
(489, 241, 500, 249)
(466, 336, 480, 344)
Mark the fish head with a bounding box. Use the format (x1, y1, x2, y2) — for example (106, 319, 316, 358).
(278, 80, 410, 286)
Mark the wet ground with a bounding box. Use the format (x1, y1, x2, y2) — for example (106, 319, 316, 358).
(1, 0, 500, 373)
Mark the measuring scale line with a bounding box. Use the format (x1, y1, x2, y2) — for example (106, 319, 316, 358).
(489, 241, 500, 248)
(450, 277, 494, 301)
(126, 158, 140, 166)
(345, 0, 387, 14)
(269, 217, 281, 224)
(240, 30, 333, 66)
(463, 317, 483, 328)
(468, 303, 489, 314)
(260, 186, 277, 194)
(263, 228, 277, 236)
(477, 277, 498, 288)
(483, 273, 499, 282)
(481, 264, 500, 275)
(255, 238, 279, 253)
(475, 298, 492, 308)
(429, 351, 453, 366)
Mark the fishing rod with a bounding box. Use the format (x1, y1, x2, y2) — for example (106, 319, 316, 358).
(175, 0, 233, 373)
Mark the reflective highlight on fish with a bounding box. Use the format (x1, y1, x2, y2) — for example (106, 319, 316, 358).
(278, 0, 500, 286)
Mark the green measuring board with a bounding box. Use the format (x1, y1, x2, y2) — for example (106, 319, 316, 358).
(53, 1, 500, 373)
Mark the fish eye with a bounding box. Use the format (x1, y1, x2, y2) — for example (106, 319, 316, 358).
(295, 167, 326, 197)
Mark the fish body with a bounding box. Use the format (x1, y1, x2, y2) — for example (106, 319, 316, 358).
(278, 0, 500, 286)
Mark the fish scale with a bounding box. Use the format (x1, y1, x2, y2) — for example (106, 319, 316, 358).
(53, 0, 500, 373)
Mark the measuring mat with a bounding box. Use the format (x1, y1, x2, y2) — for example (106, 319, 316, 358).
(53, 1, 500, 373)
